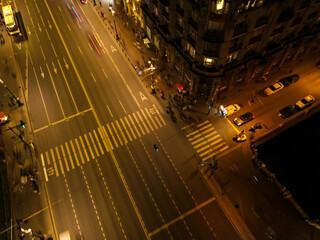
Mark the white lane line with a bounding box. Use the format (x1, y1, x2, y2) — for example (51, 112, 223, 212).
(79, 136, 90, 162)
(41, 154, 48, 182)
(106, 104, 113, 118)
(120, 118, 132, 142)
(65, 142, 75, 169)
(119, 100, 127, 114)
(55, 146, 64, 175)
(50, 149, 59, 177)
(93, 129, 104, 155)
(89, 131, 100, 157)
(124, 116, 136, 140)
(74, 137, 85, 164)
(84, 133, 95, 159)
(69, 140, 80, 166)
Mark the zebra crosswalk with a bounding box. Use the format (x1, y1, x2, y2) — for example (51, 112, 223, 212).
(183, 120, 229, 161)
(40, 106, 166, 181)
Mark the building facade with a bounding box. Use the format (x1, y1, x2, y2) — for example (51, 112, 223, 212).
(121, 0, 320, 103)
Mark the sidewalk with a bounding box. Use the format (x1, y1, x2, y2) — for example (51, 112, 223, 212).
(0, 24, 53, 239)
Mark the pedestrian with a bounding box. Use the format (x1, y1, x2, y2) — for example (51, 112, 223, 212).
(99, 1, 102, 7)
(201, 161, 206, 167)
(285, 194, 292, 199)
(280, 187, 286, 194)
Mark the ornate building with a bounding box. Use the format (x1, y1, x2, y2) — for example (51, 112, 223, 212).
(121, 0, 320, 103)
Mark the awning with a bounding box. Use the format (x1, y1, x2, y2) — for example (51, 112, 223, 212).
(176, 82, 185, 91)
(143, 38, 150, 45)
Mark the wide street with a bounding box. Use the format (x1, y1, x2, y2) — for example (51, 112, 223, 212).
(5, 0, 320, 239)
(10, 0, 243, 239)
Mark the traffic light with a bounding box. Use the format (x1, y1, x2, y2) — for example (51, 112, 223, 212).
(153, 144, 158, 152)
(20, 120, 25, 128)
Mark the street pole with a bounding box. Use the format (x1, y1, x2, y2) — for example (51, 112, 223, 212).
(110, 6, 119, 40)
(114, 18, 119, 40)
(0, 79, 23, 106)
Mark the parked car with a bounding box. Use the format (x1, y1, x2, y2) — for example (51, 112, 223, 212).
(278, 105, 296, 118)
(234, 112, 254, 126)
(278, 74, 300, 87)
(224, 104, 241, 116)
(0, 112, 9, 125)
(264, 82, 284, 95)
(80, 0, 87, 3)
(295, 95, 315, 109)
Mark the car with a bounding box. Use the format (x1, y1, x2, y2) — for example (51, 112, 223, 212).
(233, 112, 254, 126)
(0, 112, 9, 125)
(295, 95, 315, 109)
(264, 82, 284, 95)
(278, 105, 296, 118)
(80, 0, 87, 3)
(317, 61, 320, 68)
(278, 74, 300, 87)
(224, 104, 241, 116)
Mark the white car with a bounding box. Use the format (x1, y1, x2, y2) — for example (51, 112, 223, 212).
(295, 95, 315, 109)
(264, 82, 284, 95)
(224, 104, 241, 116)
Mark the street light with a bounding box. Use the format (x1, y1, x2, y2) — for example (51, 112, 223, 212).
(109, 5, 119, 40)
(0, 79, 23, 106)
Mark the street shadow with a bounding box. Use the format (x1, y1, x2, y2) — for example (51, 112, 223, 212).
(13, 12, 28, 43)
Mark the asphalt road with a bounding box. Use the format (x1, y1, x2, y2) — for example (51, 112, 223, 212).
(12, 0, 242, 239)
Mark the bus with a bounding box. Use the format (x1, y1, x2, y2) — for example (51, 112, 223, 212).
(2, 5, 20, 35)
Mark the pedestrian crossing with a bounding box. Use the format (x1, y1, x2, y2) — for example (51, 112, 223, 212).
(183, 120, 229, 161)
(40, 107, 166, 181)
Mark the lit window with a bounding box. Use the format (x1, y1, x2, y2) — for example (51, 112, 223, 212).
(204, 58, 213, 67)
(245, 1, 251, 10)
(257, 0, 264, 6)
(154, 6, 158, 16)
(216, 0, 224, 11)
(186, 43, 195, 59)
(226, 52, 238, 63)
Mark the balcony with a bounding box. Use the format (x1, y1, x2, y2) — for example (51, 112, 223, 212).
(193, 64, 221, 77)
(157, 24, 170, 39)
(173, 37, 183, 49)
(175, 23, 183, 34)
(176, 5, 184, 17)
(271, 26, 283, 36)
(159, 0, 169, 6)
(203, 30, 224, 43)
(186, 35, 196, 47)
(202, 48, 219, 58)
(162, 10, 169, 20)
(188, 18, 198, 31)
(249, 35, 262, 45)
(255, 16, 268, 28)
(277, 8, 294, 23)
(228, 44, 242, 54)
(152, 0, 158, 7)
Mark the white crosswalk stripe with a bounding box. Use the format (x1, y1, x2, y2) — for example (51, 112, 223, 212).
(40, 108, 167, 180)
(183, 121, 229, 162)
